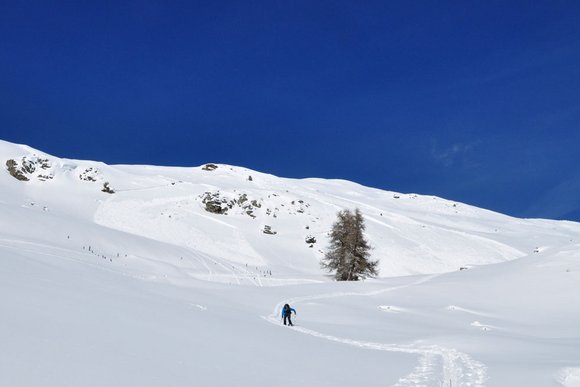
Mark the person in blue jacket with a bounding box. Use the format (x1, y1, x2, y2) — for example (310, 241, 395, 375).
(281, 303, 296, 326)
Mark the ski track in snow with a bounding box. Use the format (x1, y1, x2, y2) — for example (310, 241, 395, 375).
(187, 252, 265, 286)
(264, 275, 487, 387)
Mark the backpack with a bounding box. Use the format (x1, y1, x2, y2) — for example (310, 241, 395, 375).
(283, 304, 290, 315)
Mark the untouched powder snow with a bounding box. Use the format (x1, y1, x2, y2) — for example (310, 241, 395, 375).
(1, 139, 580, 386)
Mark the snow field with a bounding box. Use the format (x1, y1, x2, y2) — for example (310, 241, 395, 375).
(1, 139, 580, 386)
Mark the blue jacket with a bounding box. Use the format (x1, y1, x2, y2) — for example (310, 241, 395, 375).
(281, 307, 296, 318)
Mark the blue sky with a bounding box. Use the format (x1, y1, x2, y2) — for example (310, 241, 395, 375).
(1, 1, 579, 220)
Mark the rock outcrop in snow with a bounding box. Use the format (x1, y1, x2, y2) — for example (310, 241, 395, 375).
(6, 155, 53, 181)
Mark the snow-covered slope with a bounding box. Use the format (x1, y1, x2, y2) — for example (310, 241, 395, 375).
(2, 139, 577, 280)
(1, 139, 579, 386)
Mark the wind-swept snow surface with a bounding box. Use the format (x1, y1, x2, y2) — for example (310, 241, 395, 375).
(1, 140, 580, 386)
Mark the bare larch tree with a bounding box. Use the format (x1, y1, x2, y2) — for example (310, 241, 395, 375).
(321, 208, 378, 281)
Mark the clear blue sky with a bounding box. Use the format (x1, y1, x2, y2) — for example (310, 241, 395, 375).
(1, 1, 579, 220)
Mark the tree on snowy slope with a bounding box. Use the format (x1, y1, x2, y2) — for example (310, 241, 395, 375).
(321, 208, 378, 281)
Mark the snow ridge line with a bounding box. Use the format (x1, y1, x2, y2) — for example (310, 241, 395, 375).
(264, 276, 487, 386)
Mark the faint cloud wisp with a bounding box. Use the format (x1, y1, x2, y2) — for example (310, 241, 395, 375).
(430, 140, 481, 168)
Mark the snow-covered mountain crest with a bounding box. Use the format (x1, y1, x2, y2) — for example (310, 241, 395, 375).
(2, 139, 579, 282)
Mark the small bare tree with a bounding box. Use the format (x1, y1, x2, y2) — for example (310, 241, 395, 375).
(321, 208, 378, 281)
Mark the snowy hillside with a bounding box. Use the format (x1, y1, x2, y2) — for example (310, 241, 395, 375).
(2, 139, 575, 279)
(1, 139, 579, 386)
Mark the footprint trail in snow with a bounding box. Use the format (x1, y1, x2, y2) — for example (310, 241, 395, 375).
(264, 275, 487, 386)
